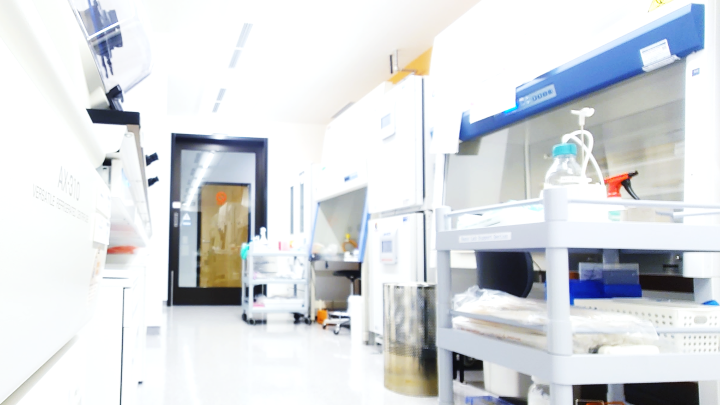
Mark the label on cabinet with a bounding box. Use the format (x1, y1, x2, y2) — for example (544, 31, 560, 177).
(459, 232, 511, 243)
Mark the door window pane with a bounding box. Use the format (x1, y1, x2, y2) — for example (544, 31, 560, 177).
(178, 150, 255, 287)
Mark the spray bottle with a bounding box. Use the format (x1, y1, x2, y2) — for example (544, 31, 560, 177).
(605, 171, 640, 199)
(605, 171, 640, 221)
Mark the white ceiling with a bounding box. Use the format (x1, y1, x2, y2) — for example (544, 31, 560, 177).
(139, 0, 482, 124)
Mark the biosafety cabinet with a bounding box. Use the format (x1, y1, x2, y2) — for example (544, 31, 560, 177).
(308, 84, 393, 313)
(430, 1, 720, 403)
(439, 2, 716, 278)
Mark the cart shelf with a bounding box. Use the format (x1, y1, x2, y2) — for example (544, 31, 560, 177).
(437, 327, 720, 385)
(434, 187, 720, 405)
(438, 220, 720, 253)
(245, 305, 306, 314)
(241, 247, 310, 323)
(248, 278, 308, 285)
(248, 251, 308, 258)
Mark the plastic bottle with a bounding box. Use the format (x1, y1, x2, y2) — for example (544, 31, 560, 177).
(544, 143, 585, 188)
(253, 228, 269, 253)
(528, 377, 551, 405)
(259, 227, 268, 245)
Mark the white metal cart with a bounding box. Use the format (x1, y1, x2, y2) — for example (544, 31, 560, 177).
(435, 187, 720, 405)
(241, 246, 311, 325)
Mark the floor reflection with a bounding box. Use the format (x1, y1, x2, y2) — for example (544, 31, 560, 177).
(138, 306, 485, 405)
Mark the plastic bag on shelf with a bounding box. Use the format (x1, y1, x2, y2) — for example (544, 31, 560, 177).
(455, 204, 544, 230)
(253, 256, 305, 280)
(452, 287, 659, 354)
(253, 256, 282, 275)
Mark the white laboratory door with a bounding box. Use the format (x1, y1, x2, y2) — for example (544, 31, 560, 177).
(368, 76, 424, 214)
(368, 213, 425, 336)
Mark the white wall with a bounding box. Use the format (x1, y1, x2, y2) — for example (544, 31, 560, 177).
(123, 70, 326, 324)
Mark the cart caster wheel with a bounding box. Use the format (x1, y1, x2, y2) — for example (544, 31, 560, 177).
(305, 318, 312, 325)
(242, 313, 247, 322)
(322, 324, 327, 329)
(333, 329, 340, 335)
(293, 313, 302, 321)
(248, 319, 256, 325)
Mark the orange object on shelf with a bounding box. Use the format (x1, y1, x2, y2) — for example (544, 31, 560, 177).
(316, 309, 328, 324)
(107, 246, 137, 254)
(341, 233, 358, 252)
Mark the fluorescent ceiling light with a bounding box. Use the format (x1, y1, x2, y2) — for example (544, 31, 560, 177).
(229, 49, 242, 68)
(183, 152, 216, 205)
(213, 23, 253, 113)
(236, 23, 253, 49)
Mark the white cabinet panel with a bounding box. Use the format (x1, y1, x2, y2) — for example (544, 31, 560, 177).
(368, 76, 424, 214)
(84, 274, 145, 405)
(120, 326, 138, 405)
(368, 213, 425, 335)
(317, 82, 391, 202)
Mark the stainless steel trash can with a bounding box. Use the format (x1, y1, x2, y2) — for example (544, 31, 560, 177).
(383, 282, 437, 396)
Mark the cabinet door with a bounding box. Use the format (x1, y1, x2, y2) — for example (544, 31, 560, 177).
(120, 325, 138, 405)
(83, 285, 124, 405)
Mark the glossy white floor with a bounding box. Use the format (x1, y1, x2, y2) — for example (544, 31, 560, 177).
(138, 306, 487, 405)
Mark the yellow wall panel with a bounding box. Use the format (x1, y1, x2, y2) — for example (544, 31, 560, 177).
(390, 48, 432, 84)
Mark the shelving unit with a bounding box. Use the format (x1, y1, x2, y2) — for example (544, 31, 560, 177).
(435, 187, 720, 405)
(241, 247, 311, 325)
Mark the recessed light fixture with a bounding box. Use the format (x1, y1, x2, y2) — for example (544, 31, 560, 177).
(214, 23, 253, 113)
(229, 23, 253, 69)
(236, 23, 252, 48)
(229, 49, 242, 69)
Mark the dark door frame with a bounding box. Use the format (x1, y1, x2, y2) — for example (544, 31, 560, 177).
(168, 134, 268, 305)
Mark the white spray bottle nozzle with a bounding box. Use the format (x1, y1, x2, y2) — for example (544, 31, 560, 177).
(571, 108, 595, 127)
